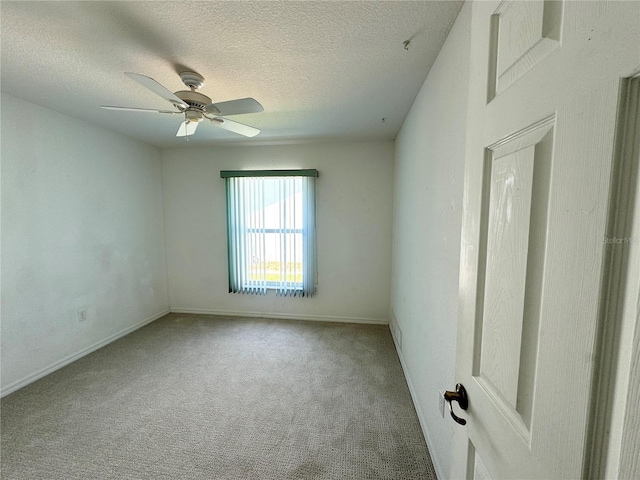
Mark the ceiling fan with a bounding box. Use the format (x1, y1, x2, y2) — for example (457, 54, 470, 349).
(102, 71, 263, 138)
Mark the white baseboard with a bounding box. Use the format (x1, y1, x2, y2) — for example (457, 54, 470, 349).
(170, 307, 388, 325)
(391, 328, 446, 480)
(0, 308, 170, 398)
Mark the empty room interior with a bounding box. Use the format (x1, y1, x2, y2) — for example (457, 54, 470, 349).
(2, 1, 640, 479)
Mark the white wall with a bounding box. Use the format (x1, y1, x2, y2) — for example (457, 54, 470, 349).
(389, 3, 471, 478)
(1, 93, 170, 395)
(162, 141, 394, 323)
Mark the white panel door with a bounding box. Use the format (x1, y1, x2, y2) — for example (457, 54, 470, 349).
(451, 1, 640, 478)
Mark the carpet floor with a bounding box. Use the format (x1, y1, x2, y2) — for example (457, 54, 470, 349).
(1, 314, 436, 479)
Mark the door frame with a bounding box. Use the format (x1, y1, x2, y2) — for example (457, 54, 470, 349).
(587, 73, 640, 479)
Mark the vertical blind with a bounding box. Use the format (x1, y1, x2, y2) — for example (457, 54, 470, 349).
(221, 170, 318, 297)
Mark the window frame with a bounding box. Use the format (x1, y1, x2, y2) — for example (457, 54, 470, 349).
(220, 169, 318, 297)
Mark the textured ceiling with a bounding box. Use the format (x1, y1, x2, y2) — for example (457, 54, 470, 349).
(1, 1, 463, 148)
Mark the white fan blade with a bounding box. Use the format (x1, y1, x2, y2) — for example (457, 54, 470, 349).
(176, 120, 199, 137)
(125, 72, 188, 109)
(210, 117, 260, 137)
(101, 106, 182, 114)
(205, 98, 263, 116)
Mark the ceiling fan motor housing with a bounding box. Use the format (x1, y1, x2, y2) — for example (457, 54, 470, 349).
(175, 90, 212, 110)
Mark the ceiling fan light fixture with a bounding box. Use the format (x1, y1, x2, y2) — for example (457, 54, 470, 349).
(185, 110, 204, 123)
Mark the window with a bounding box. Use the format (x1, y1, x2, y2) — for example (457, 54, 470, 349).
(220, 169, 318, 297)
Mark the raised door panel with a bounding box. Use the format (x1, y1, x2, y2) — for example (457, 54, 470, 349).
(490, 0, 562, 99)
(476, 118, 554, 437)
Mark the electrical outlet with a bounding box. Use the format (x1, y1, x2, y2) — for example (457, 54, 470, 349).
(439, 390, 446, 418)
(78, 308, 87, 322)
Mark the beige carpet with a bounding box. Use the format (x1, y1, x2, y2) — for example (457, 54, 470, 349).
(1, 314, 436, 479)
